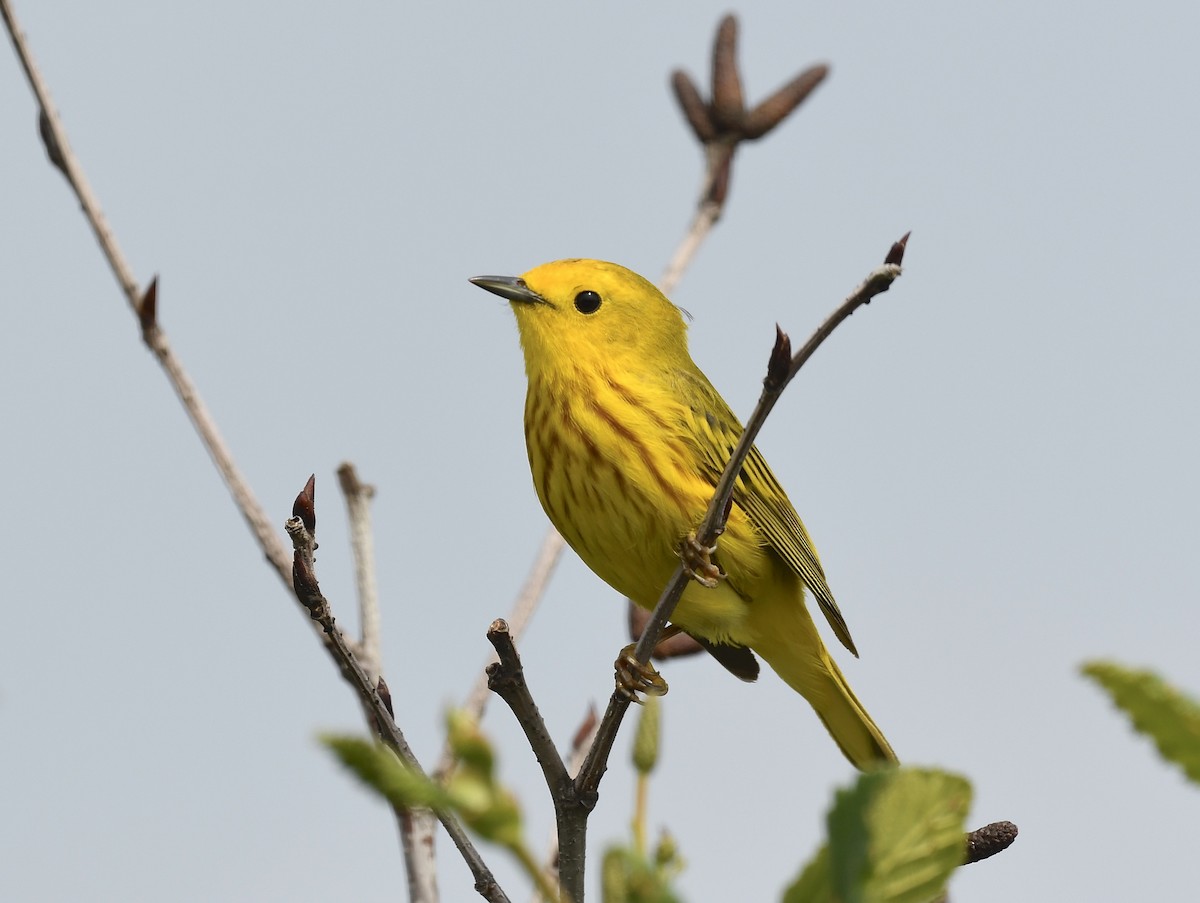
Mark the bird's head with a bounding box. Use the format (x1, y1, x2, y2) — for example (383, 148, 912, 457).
(471, 259, 691, 379)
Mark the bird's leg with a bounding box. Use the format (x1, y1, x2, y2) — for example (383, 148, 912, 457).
(614, 624, 685, 701)
(678, 530, 724, 588)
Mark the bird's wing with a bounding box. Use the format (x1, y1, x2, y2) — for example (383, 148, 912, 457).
(685, 376, 859, 657)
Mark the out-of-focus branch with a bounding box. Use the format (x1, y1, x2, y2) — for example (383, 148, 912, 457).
(660, 14, 828, 295)
(337, 462, 382, 682)
(332, 465, 440, 898)
(659, 142, 733, 296)
(452, 529, 565, 746)
(286, 484, 510, 903)
(575, 234, 910, 802)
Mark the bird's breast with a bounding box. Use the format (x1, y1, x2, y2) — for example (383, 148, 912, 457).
(521, 367, 769, 614)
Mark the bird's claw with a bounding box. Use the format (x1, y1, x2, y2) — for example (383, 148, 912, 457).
(678, 531, 724, 588)
(615, 644, 669, 702)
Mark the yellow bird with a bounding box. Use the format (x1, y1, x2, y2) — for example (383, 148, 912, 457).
(471, 259, 896, 769)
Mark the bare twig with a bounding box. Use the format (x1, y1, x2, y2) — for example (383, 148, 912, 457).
(333, 465, 440, 900)
(337, 462, 382, 682)
(531, 708, 597, 903)
(486, 621, 574, 797)
(574, 234, 909, 803)
(1, 8, 502, 898)
(399, 810, 441, 903)
(1, 0, 293, 591)
(484, 620, 597, 903)
(2, 1, 135, 299)
(661, 14, 829, 295)
(286, 504, 511, 903)
(659, 143, 733, 296)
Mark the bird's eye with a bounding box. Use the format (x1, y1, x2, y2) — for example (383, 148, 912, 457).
(573, 290, 602, 314)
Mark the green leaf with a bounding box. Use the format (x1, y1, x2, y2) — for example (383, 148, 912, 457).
(446, 708, 497, 778)
(320, 734, 450, 810)
(782, 844, 834, 903)
(445, 771, 525, 847)
(1082, 661, 1200, 784)
(633, 696, 661, 776)
(794, 767, 970, 903)
(601, 845, 683, 903)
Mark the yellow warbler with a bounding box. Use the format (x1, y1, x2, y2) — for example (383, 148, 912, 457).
(471, 259, 896, 769)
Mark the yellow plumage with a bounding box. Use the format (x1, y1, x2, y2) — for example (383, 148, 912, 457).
(472, 259, 896, 769)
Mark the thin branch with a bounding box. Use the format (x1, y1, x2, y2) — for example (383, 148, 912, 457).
(661, 15, 828, 296)
(485, 621, 574, 797)
(1, 0, 136, 300)
(1, 10, 493, 898)
(332, 465, 440, 901)
(337, 462, 382, 682)
(575, 234, 909, 801)
(530, 707, 596, 903)
(286, 510, 511, 903)
(399, 810, 441, 903)
(659, 142, 734, 295)
(1, 0, 294, 591)
(485, 620, 601, 903)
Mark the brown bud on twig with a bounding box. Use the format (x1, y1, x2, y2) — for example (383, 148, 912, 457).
(38, 110, 67, 177)
(293, 474, 316, 535)
(742, 64, 829, 140)
(765, 324, 792, 390)
(138, 276, 159, 335)
(571, 705, 599, 754)
(965, 821, 1018, 864)
(710, 15, 745, 131)
(376, 676, 395, 719)
(671, 70, 717, 143)
(885, 231, 911, 266)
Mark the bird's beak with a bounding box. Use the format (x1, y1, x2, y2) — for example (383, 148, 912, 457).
(469, 275, 548, 306)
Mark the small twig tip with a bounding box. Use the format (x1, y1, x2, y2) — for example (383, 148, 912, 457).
(138, 276, 159, 334)
(37, 110, 68, 177)
(765, 324, 792, 389)
(376, 676, 395, 718)
(885, 231, 911, 266)
(292, 475, 317, 535)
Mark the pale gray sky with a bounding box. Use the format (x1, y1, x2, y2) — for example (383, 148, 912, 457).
(3, 2, 1198, 901)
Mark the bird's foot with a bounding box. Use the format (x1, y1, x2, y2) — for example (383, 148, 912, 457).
(678, 531, 724, 588)
(614, 644, 669, 702)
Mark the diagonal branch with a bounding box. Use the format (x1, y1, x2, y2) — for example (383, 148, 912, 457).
(450, 529, 566, 751)
(287, 506, 511, 903)
(337, 462, 383, 682)
(1, 0, 294, 591)
(3, 6, 502, 899)
(575, 233, 910, 800)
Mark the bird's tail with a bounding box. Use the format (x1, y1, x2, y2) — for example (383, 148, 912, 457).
(748, 588, 897, 770)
